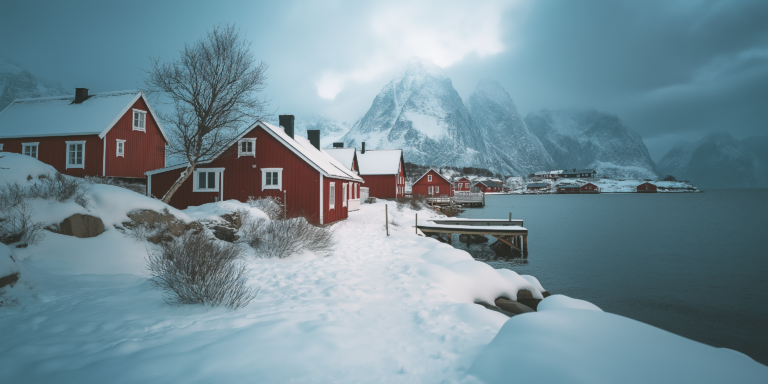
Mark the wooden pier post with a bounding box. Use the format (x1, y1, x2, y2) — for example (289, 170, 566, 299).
(385, 204, 389, 237)
(522, 235, 528, 257)
(509, 212, 511, 221)
(415, 213, 418, 234)
(448, 233, 452, 245)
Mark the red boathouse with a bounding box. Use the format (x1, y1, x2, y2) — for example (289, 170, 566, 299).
(637, 182, 657, 193)
(412, 168, 453, 197)
(146, 116, 363, 225)
(0, 89, 167, 179)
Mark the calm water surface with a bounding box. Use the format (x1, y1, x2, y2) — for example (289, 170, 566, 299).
(454, 189, 768, 365)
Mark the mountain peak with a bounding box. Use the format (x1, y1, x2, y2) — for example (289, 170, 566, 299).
(396, 57, 446, 81)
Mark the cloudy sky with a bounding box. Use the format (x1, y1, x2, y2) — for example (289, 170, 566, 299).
(1, 0, 766, 160)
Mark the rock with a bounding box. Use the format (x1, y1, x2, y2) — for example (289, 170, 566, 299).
(211, 225, 239, 242)
(515, 289, 542, 310)
(475, 301, 515, 317)
(0, 272, 19, 288)
(494, 297, 534, 314)
(517, 289, 534, 299)
(49, 214, 105, 238)
(543, 291, 551, 298)
(220, 212, 243, 229)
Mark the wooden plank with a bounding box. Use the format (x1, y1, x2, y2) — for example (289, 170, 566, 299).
(492, 235, 521, 251)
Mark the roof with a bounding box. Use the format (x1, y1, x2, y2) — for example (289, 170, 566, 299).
(322, 148, 356, 171)
(357, 149, 403, 175)
(147, 121, 363, 182)
(475, 180, 503, 188)
(413, 168, 452, 185)
(0, 90, 169, 141)
(534, 170, 563, 176)
(527, 183, 548, 188)
(562, 169, 596, 175)
(558, 185, 581, 189)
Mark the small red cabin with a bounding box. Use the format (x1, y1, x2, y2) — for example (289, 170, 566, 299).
(637, 182, 657, 193)
(146, 118, 363, 225)
(356, 146, 405, 199)
(580, 183, 599, 193)
(0, 89, 167, 179)
(474, 180, 503, 193)
(412, 169, 452, 197)
(454, 177, 471, 192)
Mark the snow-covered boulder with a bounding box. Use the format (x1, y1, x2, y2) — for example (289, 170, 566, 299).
(48, 214, 105, 238)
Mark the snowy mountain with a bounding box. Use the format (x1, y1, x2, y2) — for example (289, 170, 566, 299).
(0, 58, 67, 111)
(466, 79, 555, 176)
(657, 132, 768, 188)
(525, 109, 658, 179)
(340, 57, 490, 171)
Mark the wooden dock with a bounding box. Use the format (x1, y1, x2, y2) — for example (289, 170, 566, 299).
(425, 192, 486, 207)
(416, 217, 528, 256)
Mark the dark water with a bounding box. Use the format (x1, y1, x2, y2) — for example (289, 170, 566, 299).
(454, 189, 768, 365)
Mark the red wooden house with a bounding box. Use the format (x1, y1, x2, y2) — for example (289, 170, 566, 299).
(146, 116, 363, 225)
(323, 146, 362, 210)
(0, 88, 167, 179)
(454, 177, 471, 192)
(557, 183, 600, 194)
(581, 182, 599, 193)
(474, 180, 503, 193)
(356, 144, 405, 199)
(636, 182, 657, 193)
(412, 169, 452, 197)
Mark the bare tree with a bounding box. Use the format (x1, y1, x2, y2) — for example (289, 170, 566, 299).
(144, 24, 269, 203)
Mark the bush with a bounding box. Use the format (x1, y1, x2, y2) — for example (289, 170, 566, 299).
(28, 173, 88, 206)
(395, 196, 427, 212)
(247, 196, 284, 220)
(146, 231, 258, 308)
(0, 201, 45, 247)
(84, 176, 146, 195)
(240, 215, 336, 259)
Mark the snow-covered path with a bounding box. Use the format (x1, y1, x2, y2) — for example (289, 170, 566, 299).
(0, 202, 523, 383)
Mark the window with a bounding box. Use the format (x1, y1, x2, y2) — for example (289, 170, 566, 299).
(132, 109, 147, 131)
(116, 139, 125, 157)
(329, 182, 335, 209)
(0, 143, 4, 151)
(428, 186, 433, 195)
(342, 183, 348, 207)
(435, 186, 439, 194)
(428, 175, 432, 182)
(238, 138, 256, 158)
(193, 168, 223, 192)
(22, 143, 39, 159)
(261, 168, 283, 191)
(65, 141, 85, 169)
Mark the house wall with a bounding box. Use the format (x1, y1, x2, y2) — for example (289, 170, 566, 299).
(149, 125, 353, 225)
(637, 183, 657, 193)
(413, 170, 452, 197)
(105, 97, 166, 178)
(360, 174, 397, 199)
(0, 134, 102, 177)
(322, 177, 349, 224)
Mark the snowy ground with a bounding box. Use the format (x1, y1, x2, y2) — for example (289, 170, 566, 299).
(1, 154, 765, 383)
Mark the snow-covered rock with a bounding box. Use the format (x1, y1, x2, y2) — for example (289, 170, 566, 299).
(0, 58, 68, 112)
(658, 132, 768, 188)
(525, 109, 658, 179)
(467, 79, 555, 176)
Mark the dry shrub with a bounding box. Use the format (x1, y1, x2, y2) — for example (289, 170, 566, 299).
(241, 216, 335, 259)
(146, 231, 258, 308)
(84, 176, 146, 195)
(28, 173, 88, 207)
(247, 196, 283, 220)
(0, 201, 44, 247)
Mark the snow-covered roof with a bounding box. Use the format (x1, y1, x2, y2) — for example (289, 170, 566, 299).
(562, 169, 596, 175)
(534, 170, 563, 176)
(146, 121, 362, 183)
(322, 148, 356, 171)
(357, 149, 403, 175)
(527, 183, 548, 188)
(475, 180, 503, 188)
(413, 168, 452, 185)
(0, 90, 168, 141)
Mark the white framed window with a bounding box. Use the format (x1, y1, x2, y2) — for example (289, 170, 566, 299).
(435, 186, 439, 194)
(261, 168, 282, 191)
(329, 182, 335, 209)
(193, 168, 223, 192)
(238, 138, 256, 158)
(428, 186, 433, 195)
(22, 142, 39, 159)
(342, 183, 348, 207)
(0, 143, 4, 151)
(428, 175, 432, 182)
(65, 141, 85, 169)
(132, 109, 147, 131)
(116, 139, 126, 157)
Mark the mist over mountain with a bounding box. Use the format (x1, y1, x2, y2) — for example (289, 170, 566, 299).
(658, 132, 768, 188)
(0, 58, 67, 111)
(525, 109, 659, 179)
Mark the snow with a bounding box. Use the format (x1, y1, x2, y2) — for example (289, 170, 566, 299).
(538, 294, 603, 312)
(0, 152, 57, 183)
(356, 149, 402, 175)
(469, 307, 768, 383)
(322, 147, 356, 171)
(0, 90, 141, 138)
(0, 243, 18, 277)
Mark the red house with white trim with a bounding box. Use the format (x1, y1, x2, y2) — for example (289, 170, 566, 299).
(454, 177, 471, 192)
(356, 144, 405, 199)
(146, 116, 363, 225)
(323, 146, 362, 211)
(412, 169, 453, 197)
(474, 180, 503, 193)
(636, 182, 657, 193)
(0, 88, 167, 179)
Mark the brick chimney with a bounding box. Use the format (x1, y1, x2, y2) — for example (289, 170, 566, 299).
(307, 130, 320, 150)
(74, 88, 89, 104)
(279, 114, 295, 139)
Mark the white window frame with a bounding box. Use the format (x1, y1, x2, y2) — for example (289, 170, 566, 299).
(132, 109, 147, 132)
(329, 182, 336, 209)
(22, 142, 39, 159)
(435, 186, 439, 194)
(342, 183, 348, 207)
(193, 168, 224, 192)
(0, 143, 4, 151)
(116, 139, 126, 157)
(428, 186, 433, 195)
(238, 138, 256, 158)
(428, 175, 432, 182)
(261, 168, 282, 191)
(65, 141, 86, 169)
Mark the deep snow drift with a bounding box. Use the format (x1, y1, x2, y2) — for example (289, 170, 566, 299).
(1, 154, 766, 383)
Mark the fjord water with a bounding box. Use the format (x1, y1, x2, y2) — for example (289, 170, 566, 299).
(455, 189, 768, 365)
